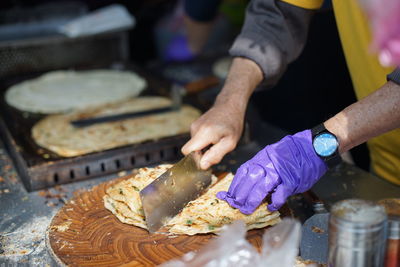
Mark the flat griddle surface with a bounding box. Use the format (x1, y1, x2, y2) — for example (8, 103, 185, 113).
(0, 66, 207, 191)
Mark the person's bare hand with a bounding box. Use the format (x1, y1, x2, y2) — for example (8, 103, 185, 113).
(182, 57, 263, 169)
(182, 103, 245, 169)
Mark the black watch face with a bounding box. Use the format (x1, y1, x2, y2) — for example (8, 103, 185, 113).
(313, 133, 338, 157)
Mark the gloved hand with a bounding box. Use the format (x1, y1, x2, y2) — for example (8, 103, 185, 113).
(164, 35, 196, 62)
(217, 130, 328, 214)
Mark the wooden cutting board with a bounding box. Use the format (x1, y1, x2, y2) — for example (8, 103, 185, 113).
(46, 174, 276, 267)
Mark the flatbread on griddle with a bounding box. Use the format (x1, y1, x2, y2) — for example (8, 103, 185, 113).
(32, 97, 201, 157)
(103, 165, 280, 235)
(6, 70, 146, 114)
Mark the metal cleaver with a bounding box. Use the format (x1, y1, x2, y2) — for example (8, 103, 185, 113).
(140, 151, 212, 233)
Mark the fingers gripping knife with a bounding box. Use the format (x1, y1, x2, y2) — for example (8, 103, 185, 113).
(140, 151, 212, 233)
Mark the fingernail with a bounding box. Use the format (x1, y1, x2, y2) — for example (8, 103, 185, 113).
(181, 145, 188, 154)
(200, 160, 210, 170)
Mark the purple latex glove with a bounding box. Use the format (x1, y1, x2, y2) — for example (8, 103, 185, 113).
(164, 35, 195, 62)
(217, 130, 328, 214)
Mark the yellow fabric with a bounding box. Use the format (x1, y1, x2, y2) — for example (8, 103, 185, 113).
(280, 0, 324, 10)
(332, 0, 400, 185)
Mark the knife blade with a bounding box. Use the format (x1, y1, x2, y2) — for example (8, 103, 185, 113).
(70, 83, 183, 128)
(140, 151, 212, 233)
(70, 106, 178, 128)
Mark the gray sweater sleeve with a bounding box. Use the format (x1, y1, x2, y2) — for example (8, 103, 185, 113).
(229, 0, 315, 86)
(387, 68, 400, 85)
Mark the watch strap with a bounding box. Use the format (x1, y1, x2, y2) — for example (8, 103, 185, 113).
(311, 123, 326, 137)
(324, 152, 342, 168)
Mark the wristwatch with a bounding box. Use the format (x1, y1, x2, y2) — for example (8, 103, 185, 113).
(311, 124, 342, 168)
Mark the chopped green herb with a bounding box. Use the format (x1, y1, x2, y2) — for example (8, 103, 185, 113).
(221, 216, 231, 223)
(186, 220, 193, 225)
(119, 188, 123, 195)
(132, 186, 140, 192)
(208, 225, 215, 230)
(210, 199, 220, 206)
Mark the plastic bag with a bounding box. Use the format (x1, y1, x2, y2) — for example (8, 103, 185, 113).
(161, 218, 314, 267)
(261, 218, 302, 266)
(161, 220, 261, 267)
(360, 0, 400, 66)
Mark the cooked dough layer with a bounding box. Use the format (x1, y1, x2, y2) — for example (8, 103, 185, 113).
(6, 70, 146, 114)
(32, 97, 201, 157)
(104, 165, 280, 235)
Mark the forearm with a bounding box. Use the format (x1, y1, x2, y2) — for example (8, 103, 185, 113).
(325, 81, 400, 153)
(184, 15, 213, 54)
(214, 57, 263, 113)
(181, 57, 261, 166)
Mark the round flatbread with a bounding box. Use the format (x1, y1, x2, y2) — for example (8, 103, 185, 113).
(5, 70, 147, 114)
(32, 96, 201, 157)
(104, 165, 280, 235)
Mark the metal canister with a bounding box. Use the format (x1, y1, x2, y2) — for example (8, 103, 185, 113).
(328, 199, 388, 267)
(379, 199, 400, 267)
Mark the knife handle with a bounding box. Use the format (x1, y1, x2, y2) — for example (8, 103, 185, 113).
(185, 76, 220, 94)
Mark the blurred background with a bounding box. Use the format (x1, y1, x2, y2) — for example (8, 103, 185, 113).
(0, 0, 369, 170)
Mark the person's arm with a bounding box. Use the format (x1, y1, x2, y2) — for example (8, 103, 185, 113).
(183, 0, 222, 54)
(217, 78, 400, 214)
(229, 0, 316, 85)
(326, 80, 400, 154)
(182, 0, 318, 169)
(182, 57, 262, 169)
